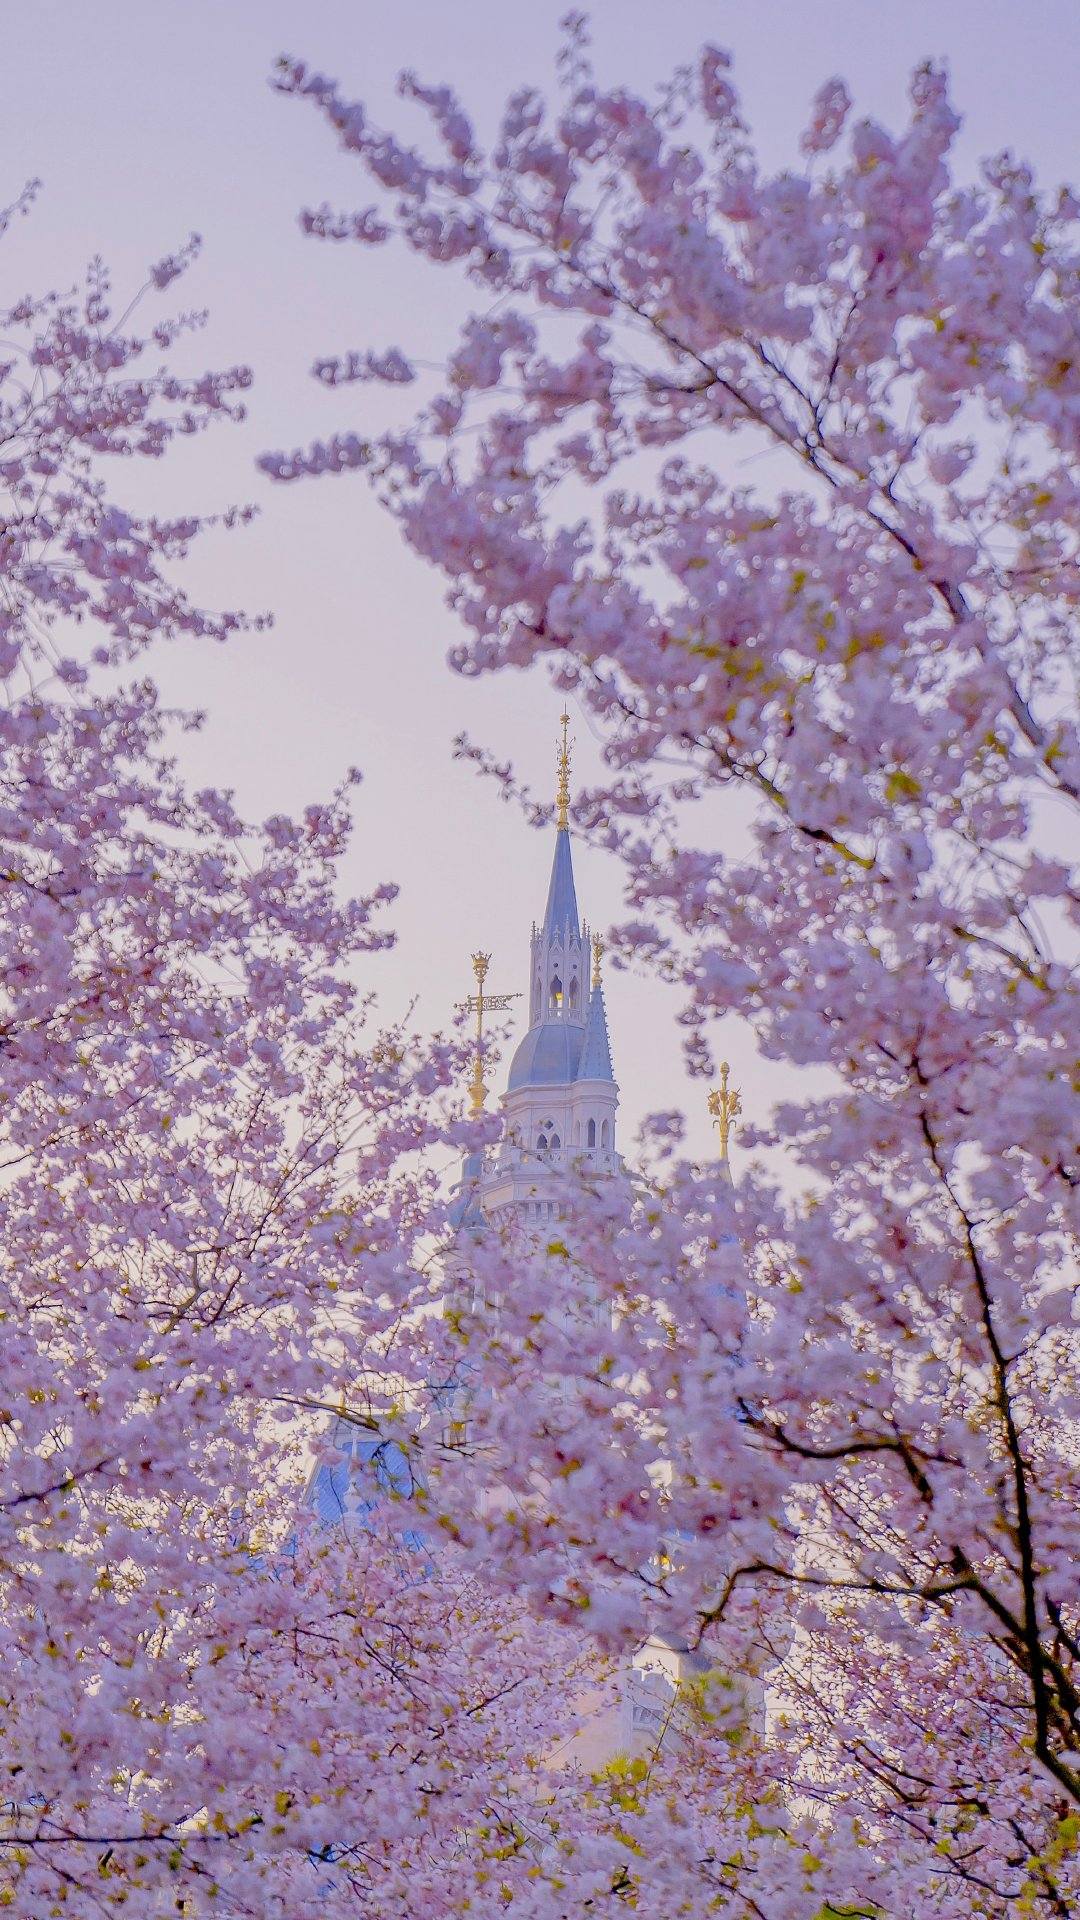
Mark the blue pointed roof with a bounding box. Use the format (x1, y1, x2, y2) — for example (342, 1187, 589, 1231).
(578, 982, 615, 1083)
(542, 828, 580, 938)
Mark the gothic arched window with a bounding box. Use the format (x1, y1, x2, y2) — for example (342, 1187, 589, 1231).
(601, 1118, 610, 1148)
(587, 1118, 596, 1149)
(549, 1132, 561, 1151)
(549, 974, 563, 1009)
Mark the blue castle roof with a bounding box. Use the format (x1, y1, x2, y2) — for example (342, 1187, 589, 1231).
(542, 828, 580, 937)
(306, 1417, 427, 1554)
(507, 1018, 586, 1089)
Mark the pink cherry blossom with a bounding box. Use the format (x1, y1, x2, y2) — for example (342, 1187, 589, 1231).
(274, 25, 1080, 1915)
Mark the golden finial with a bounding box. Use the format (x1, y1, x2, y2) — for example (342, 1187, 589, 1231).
(456, 952, 520, 1116)
(556, 710, 572, 830)
(592, 933, 604, 990)
(708, 1061, 742, 1164)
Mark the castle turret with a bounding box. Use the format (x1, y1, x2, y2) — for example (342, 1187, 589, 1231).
(474, 715, 619, 1225)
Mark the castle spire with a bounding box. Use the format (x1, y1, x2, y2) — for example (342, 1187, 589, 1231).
(455, 710, 621, 1212)
(542, 713, 580, 940)
(578, 954, 615, 1085)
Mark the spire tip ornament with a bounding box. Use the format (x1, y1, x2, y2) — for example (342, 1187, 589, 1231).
(592, 932, 604, 990)
(708, 1061, 742, 1164)
(556, 711, 572, 830)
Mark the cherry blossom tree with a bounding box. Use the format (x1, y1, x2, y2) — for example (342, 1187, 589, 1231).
(0, 207, 566, 1917)
(0, 188, 786, 1920)
(270, 21, 1080, 1914)
(0, 207, 382, 1908)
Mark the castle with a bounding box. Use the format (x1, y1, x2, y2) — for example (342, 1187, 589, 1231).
(450, 713, 620, 1234)
(307, 717, 744, 1758)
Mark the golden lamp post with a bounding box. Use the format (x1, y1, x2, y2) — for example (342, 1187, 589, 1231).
(457, 952, 520, 1116)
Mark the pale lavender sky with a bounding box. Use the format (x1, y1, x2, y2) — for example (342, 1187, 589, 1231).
(7, 2, 1077, 1168)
